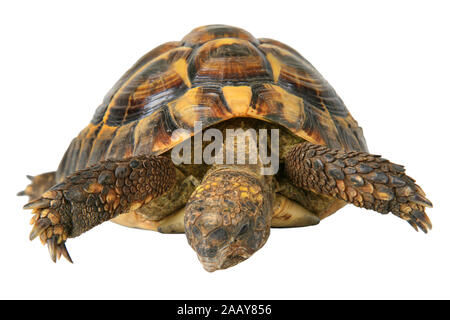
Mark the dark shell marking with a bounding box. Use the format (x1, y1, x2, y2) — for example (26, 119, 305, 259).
(57, 25, 368, 181)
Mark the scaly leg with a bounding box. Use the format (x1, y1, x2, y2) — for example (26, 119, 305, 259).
(18, 172, 56, 201)
(285, 142, 433, 232)
(23, 155, 176, 262)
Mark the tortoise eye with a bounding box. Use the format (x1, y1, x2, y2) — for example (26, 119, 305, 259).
(209, 227, 228, 242)
(237, 224, 249, 236)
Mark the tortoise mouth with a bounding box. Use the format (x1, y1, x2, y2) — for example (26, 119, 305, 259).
(198, 247, 251, 272)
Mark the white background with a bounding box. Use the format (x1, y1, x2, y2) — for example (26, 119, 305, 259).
(1, 0, 449, 299)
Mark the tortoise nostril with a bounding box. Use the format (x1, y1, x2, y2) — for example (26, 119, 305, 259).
(206, 247, 217, 258)
(237, 223, 249, 236)
(196, 244, 218, 258)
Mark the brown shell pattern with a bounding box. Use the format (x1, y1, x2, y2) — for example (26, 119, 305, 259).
(56, 25, 368, 181)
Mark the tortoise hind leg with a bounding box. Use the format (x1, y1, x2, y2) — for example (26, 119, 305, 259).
(285, 142, 433, 232)
(22, 155, 176, 263)
(18, 172, 56, 201)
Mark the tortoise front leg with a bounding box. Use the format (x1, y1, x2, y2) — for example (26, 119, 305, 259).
(285, 142, 433, 232)
(23, 155, 176, 262)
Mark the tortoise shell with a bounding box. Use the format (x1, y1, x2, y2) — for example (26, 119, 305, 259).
(56, 25, 368, 181)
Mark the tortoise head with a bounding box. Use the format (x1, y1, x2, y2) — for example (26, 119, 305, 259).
(184, 169, 272, 272)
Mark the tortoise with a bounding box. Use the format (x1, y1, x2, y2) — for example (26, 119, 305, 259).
(19, 25, 433, 272)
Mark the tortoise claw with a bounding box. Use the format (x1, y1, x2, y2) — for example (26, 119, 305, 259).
(60, 243, 73, 263)
(409, 194, 433, 208)
(411, 219, 428, 234)
(406, 220, 419, 232)
(412, 210, 432, 233)
(23, 199, 51, 210)
(27, 196, 72, 263)
(47, 237, 57, 263)
(29, 218, 51, 240)
(398, 206, 431, 234)
(46, 237, 72, 263)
